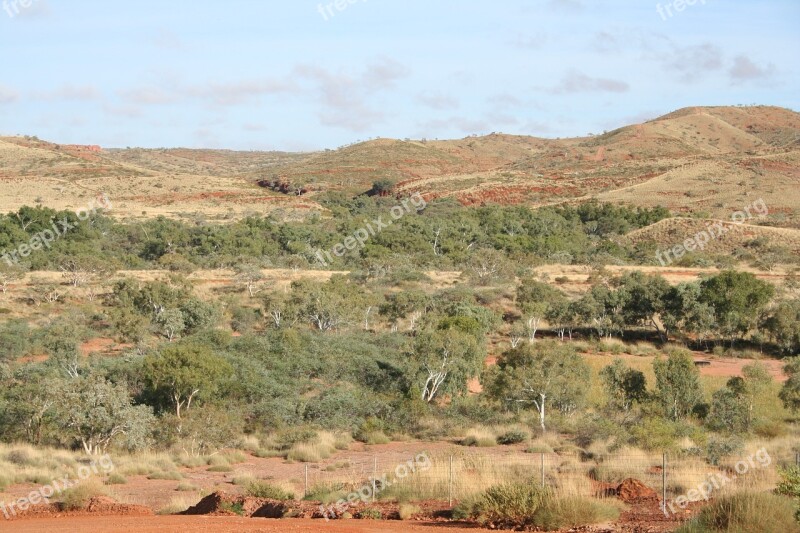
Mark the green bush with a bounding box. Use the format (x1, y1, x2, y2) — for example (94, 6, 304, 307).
(220, 501, 245, 516)
(457, 481, 620, 530)
(276, 428, 318, 450)
(497, 430, 529, 445)
(705, 436, 743, 465)
(246, 481, 295, 500)
(5, 449, 34, 466)
(58, 482, 106, 511)
(675, 492, 798, 533)
(105, 473, 128, 485)
(358, 507, 383, 519)
(303, 482, 349, 503)
(776, 466, 800, 498)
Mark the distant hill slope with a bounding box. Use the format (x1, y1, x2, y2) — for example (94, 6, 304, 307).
(0, 105, 797, 225)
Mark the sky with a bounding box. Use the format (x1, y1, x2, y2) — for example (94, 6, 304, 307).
(0, 0, 798, 151)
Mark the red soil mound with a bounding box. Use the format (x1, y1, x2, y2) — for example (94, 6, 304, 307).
(182, 491, 317, 519)
(616, 478, 659, 503)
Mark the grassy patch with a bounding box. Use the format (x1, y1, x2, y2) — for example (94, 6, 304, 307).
(246, 480, 295, 500)
(105, 473, 128, 485)
(58, 481, 106, 511)
(462, 427, 497, 447)
(399, 503, 421, 520)
(456, 481, 621, 530)
(675, 492, 798, 533)
(148, 470, 183, 480)
(303, 482, 349, 503)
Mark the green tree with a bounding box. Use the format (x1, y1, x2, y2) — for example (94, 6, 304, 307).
(706, 378, 750, 434)
(699, 271, 775, 343)
(516, 279, 565, 342)
(379, 290, 431, 332)
(412, 329, 483, 403)
(54, 375, 154, 454)
(143, 343, 232, 418)
(616, 271, 671, 341)
(662, 282, 716, 346)
(779, 357, 800, 413)
(653, 351, 703, 421)
(486, 341, 590, 431)
(600, 358, 647, 411)
(763, 299, 800, 355)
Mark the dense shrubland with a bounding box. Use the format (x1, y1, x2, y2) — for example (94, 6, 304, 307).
(0, 198, 798, 466)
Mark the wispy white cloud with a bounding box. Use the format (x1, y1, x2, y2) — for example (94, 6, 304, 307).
(0, 85, 19, 104)
(729, 55, 776, 85)
(549, 71, 629, 94)
(33, 85, 101, 102)
(417, 92, 459, 110)
(295, 58, 410, 132)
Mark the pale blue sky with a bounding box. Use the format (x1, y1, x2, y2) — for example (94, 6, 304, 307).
(0, 0, 797, 150)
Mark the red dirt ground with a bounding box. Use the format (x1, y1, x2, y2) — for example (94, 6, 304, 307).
(4, 516, 488, 532)
(7, 498, 698, 532)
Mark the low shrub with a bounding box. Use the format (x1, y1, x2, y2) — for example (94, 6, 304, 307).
(105, 473, 128, 485)
(175, 482, 200, 492)
(458, 481, 621, 530)
(358, 507, 382, 519)
(6, 449, 34, 466)
(497, 430, 529, 445)
(463, 481, 552, 527)
(675, 492, 799, 533)
(221, 450, 248, 464)
(462, 428, 497, 447)
(776, 465, 800, 498)
(358, 431, 391, 445)
(246, 480, 295, 500)
(220, 501, 245, 516)
(58, 481, 106, 511)
(399, 503, 421, 520)
(303, 482, 349, 503)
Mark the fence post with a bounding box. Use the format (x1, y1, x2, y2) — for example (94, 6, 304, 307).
(448, 455, 453, 507)
(304, 464, 309, 499)
(661, 452, 667, 513)
(371, 455, 377, 503)
(540, 452, 545, 487)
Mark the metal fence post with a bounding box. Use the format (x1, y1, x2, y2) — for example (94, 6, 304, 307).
(540, 453, 545, 487)
(448, 455, 453, 507)
(304, 464, 309, 499)
(372, 455, 377, 503)
(661, 452, 667, 513)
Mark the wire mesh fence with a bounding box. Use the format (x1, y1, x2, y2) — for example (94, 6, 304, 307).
(296, 448, 800, 508)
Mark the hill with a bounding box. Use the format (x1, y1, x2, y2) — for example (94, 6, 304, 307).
(0, 105, 797, 227)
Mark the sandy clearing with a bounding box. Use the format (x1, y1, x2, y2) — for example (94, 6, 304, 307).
(5, 516, 490, 533)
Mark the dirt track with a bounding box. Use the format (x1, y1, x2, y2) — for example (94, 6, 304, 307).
(6, 516, 488, 532)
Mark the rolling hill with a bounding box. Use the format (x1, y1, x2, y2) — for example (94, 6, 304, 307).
(0, 105, 797, 229)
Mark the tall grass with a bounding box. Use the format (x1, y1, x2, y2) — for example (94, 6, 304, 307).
(455, 481, 621, 530)
(675, 492, 799, 533)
